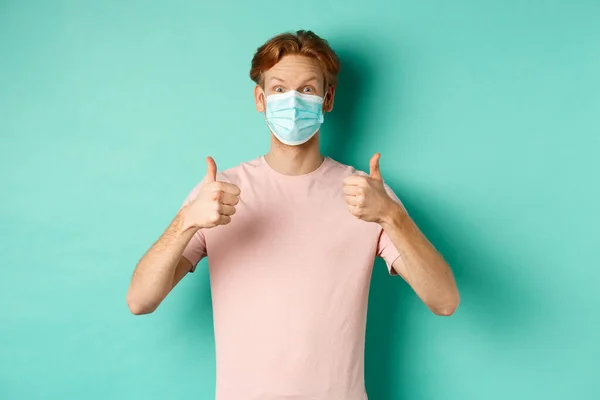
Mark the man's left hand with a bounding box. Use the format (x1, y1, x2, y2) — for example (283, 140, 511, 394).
(343, 153, 398, 224)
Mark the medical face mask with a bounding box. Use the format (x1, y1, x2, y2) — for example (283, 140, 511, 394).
(263, 90, 325, 146)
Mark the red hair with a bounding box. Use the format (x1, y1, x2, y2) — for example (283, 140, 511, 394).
(250, 30, 340, 88)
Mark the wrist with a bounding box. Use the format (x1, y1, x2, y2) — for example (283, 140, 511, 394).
(379, 201, 407, 230)
(179, 204, 202, 233)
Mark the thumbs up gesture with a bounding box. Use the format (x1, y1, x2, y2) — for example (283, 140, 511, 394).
(187, 157, 241, 229)
(342, 153, 394, 224)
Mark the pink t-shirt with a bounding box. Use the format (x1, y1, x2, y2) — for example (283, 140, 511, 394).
(181, 156, 403, 400)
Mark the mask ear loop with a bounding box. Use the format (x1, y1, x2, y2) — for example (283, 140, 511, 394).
(262, 89, 275, 134)
(323, 86, 332, 106)
(319, 88, 329, 121)
(306, 89, 327, 138)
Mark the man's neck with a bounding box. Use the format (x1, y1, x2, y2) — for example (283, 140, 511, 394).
(264, 135, 324, 176)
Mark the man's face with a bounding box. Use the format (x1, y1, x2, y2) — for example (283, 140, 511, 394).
(254, 54, 335, 113)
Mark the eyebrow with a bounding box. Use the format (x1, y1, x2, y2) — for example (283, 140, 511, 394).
(269, 76, 320, 84)
(300, 76, 319, 84)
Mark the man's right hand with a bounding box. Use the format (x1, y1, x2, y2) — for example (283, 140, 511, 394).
(184, 157, 241, 230)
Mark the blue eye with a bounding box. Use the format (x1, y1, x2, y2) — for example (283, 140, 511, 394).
(302, 86, 314, 93)
(274, 86, 284, 93)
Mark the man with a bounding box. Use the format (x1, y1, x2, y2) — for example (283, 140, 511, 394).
(127, 30, 459, 400)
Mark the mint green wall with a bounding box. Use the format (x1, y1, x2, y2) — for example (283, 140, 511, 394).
(1, 1, 598, 399)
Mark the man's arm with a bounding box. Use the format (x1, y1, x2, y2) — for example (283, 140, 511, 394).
(126, 157, 240, 315)
(343, 153, 459, 316)
(126, 210, 198, 315)
(380, 204, 459, 316)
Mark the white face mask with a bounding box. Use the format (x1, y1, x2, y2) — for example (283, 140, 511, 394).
(263, 90, 325, 146)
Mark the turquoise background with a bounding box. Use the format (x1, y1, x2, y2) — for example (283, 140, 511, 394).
(1, 1, 599, 399)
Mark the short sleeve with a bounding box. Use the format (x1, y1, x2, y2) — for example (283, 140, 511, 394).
(377, 230, 400, 275)
(179, 181, 208, 272)
(376, 183, 407, 276)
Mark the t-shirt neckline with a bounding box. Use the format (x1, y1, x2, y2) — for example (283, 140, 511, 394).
(260, 155, 330, 180)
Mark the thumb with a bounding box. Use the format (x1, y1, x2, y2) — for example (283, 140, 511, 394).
(369, 153, 382, 181)
(205, 156, 217, 183)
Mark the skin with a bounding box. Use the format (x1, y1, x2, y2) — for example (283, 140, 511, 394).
(126, 54, 459, 316)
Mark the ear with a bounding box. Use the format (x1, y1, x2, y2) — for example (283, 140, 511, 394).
(254, 85, 266, 112)
(323, 86, 335, 113)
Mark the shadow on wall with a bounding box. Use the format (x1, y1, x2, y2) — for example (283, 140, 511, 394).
(321, 43, 374, 161)
(326, 41, 540, 399)
(399, 188, 541, 338)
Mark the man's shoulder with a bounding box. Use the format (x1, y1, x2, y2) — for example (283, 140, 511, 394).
(216, 156, 265, 183)
(181, 157, 264, 202)
(326, 157, 367, 177)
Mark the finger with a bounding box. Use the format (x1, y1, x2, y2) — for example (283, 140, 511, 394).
(217, 204, 236, 216)
(217, 215, 232, 225)
(342, 185, 361, 196)
(343, 175, 367, 186)
(218, 192, 240, 206)
(348, 205, 361, 218)
(344, 195, 358, 206)
(213, 182, 241, 196)
(205, 157, 217, 183)
(369, 153, 382, 181)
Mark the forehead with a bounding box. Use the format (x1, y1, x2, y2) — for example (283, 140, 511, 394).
(264, 54, 324, 84)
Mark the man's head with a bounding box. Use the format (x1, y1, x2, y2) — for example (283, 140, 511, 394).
(251, 30, 340, 116)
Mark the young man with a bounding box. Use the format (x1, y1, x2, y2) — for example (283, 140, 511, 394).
(127, 30, 459, 400)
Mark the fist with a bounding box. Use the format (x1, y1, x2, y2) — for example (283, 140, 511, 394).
(186, 157, 241, 229)
(343, 153, 394, 224)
